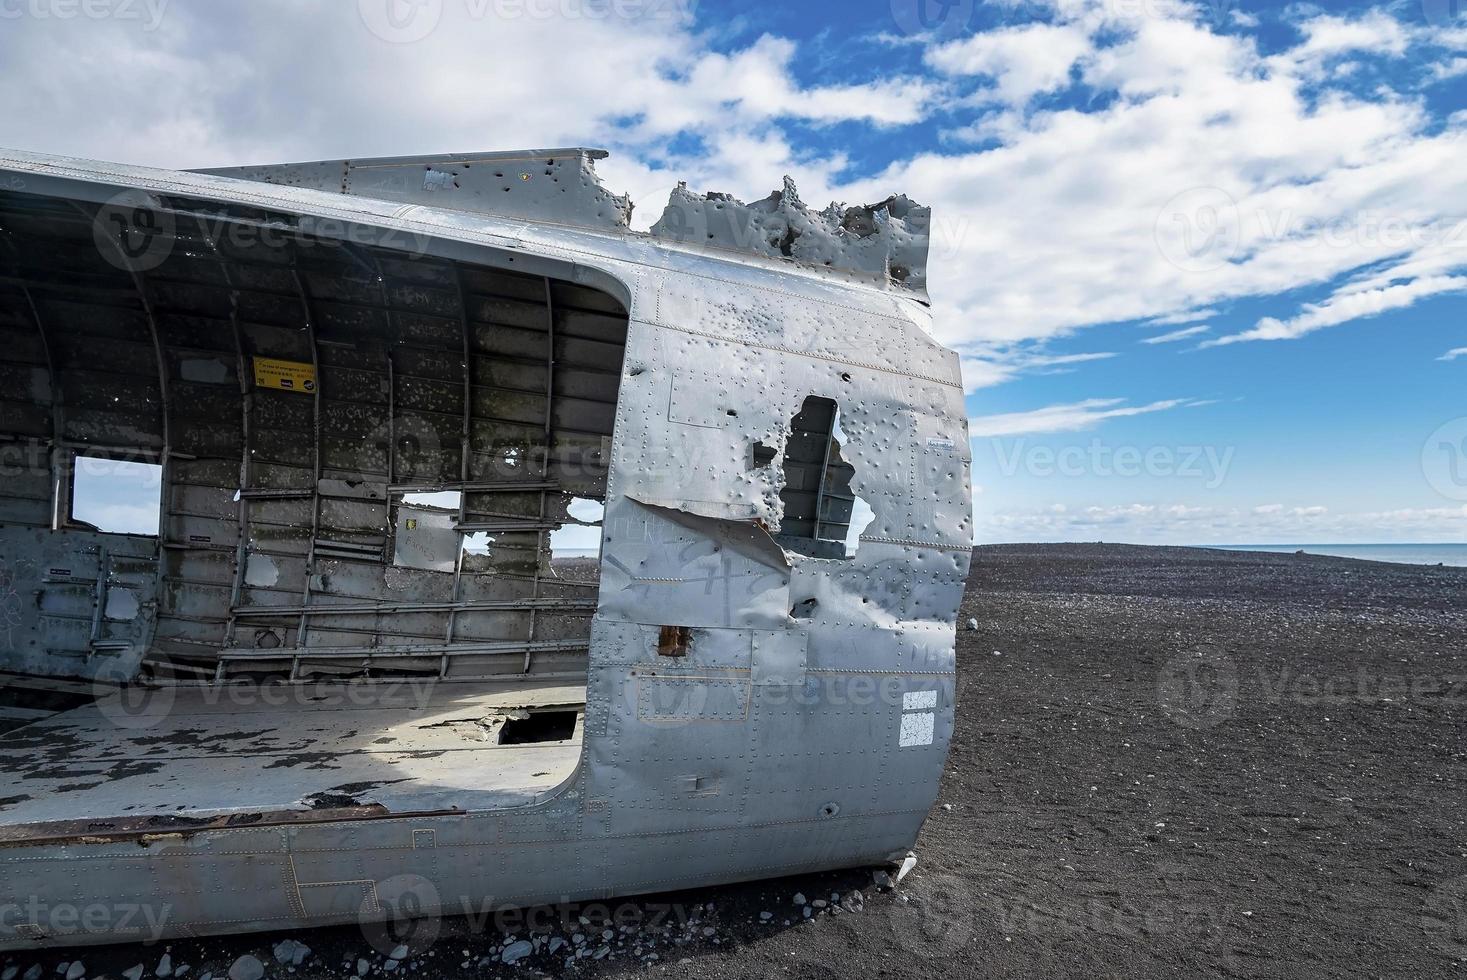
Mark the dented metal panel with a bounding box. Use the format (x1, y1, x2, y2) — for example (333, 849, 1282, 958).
(0, 144, 970, 952)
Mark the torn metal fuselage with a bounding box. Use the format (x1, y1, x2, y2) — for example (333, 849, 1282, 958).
(0, 146, 972, 949)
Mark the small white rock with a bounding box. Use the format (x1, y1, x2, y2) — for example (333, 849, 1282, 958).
(897, 854, 918, 883)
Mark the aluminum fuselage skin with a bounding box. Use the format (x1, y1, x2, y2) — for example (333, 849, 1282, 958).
(0, 149, 972, 950)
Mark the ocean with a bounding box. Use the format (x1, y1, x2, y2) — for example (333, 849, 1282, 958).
(1211, 544, 1467, 568)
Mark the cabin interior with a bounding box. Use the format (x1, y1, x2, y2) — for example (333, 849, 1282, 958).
(0, 187, 630, 836)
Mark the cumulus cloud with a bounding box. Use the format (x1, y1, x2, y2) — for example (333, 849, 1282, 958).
(831, 4, 1467, 366)
(0, 0, 1463, 385)
(1439, 347, 1467, 361)
(925, 22, 1091, 105)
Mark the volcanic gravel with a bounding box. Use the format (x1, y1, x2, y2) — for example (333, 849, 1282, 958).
(4, 544, 1465, 979)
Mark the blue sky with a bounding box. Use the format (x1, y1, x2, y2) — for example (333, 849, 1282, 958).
(2, 0, 1464, 544)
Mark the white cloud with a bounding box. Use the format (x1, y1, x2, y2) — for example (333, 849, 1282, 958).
(832, 6, 1467, 359)
(0, 1, 1461, 387)
(958, 349, 1115, 393)
(976, 500, 1467, 544)
(926, 23, 1090, 105)
(1286, 12, 1411, 72)
(1147, 308, 1219, 327)
(1142, 325, 1210, 344)
(1439, 347, 1467, 361)
(1206, 275, 1467, 346)
(968, 397, 1198, 437)
(1433, 58, 1467, 80)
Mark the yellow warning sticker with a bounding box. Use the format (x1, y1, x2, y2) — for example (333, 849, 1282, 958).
(253, 357, 317, 395)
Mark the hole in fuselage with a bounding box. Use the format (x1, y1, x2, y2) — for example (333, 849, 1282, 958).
(498, 711, 579, 745)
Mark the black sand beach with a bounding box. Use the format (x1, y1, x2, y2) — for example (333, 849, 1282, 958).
(5, 544, 1465, 979)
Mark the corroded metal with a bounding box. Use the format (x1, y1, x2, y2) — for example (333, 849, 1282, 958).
(0, 145, 970, 951)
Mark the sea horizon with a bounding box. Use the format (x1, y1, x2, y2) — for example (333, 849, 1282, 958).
(1207, 543, 1467, 568)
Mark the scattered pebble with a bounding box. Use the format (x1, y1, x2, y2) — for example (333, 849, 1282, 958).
(226, 957, 263, 980)
(156, 954, 173, 978)
(273, 941, 310, 967)
(500, 941, 533, 965)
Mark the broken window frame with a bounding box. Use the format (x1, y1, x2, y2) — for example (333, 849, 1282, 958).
(774, 396, 859, 560)
(64, 449, 164, 537)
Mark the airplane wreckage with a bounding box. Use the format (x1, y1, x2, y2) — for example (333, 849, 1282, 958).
(0, 146, 972, 949)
